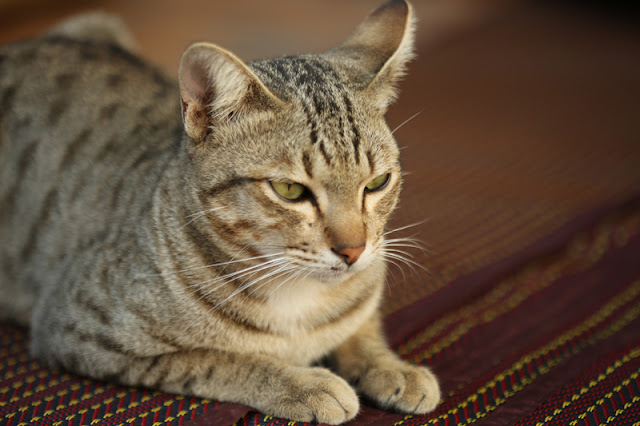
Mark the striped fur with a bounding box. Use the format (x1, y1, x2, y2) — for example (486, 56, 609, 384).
(0, 1, 439, 423)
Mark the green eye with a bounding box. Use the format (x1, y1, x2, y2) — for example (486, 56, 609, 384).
(365, 173, 390, 192)
(271, 181, 306, 201)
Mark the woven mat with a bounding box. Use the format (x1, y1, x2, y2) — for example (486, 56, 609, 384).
(2, 3, 640, 426)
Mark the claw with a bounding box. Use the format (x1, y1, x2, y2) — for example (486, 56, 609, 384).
(413, 393, 427, 412)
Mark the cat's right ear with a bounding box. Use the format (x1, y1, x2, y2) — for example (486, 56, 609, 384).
(178, 42, 282, 143)
(324, 0, 415, 111)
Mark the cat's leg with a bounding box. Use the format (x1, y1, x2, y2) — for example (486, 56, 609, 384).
(29, 274, 358, 423)
(331, 312, 441, 414)
(125, 351, 358, 424)
(32, 335, 359, 425)
(46, 12, 138, 53)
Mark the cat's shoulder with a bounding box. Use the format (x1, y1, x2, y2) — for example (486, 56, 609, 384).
(46, 11, 138, 53)
(1, 13, 167, 88)
(1, 17, 177, 120)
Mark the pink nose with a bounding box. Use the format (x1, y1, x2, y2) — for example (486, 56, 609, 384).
(334, 245, 366, 265)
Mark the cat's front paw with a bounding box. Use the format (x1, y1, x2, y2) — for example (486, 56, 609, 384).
(277, 367, 359, 425)
(357, 362, 440, 414)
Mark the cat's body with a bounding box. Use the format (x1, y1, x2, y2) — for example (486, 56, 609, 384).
(0, 1, 440, 423)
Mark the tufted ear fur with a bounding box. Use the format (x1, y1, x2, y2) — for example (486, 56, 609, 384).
(324, 0, 416, 110)
(178, 42, 283, 143)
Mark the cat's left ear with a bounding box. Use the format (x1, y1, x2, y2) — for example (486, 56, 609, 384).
(179, 42, 283, 143)
(324, 0, 415, 111)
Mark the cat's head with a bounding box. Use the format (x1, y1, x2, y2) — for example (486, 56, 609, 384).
(178, 0, 415, 286)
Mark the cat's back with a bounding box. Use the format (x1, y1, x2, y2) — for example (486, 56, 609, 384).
(0, 32, 181, 231)
(0, 31, 181, 323)
(0, 34, 179, 148)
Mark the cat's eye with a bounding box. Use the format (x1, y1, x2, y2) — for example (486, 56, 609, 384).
(365, 173, 390, 192)
(271, 181, 306, 201)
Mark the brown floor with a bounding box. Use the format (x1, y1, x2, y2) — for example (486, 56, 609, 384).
(0, 0, 513, 70)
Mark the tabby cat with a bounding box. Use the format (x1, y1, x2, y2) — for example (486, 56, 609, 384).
(0, 0, 440, 423)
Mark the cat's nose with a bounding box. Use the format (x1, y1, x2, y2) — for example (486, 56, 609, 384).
(333, 245, 366, 265)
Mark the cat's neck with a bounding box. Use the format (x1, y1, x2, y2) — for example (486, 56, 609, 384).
(258, 260, 386, 334)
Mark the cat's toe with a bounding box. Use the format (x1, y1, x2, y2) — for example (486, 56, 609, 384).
(401, 366, 440, 414)
(279, 367, 359, 425)
(359, 363, 440, 414)
(358, 367, 406, 406)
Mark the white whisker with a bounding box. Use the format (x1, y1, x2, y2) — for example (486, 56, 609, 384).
(383, 219, 430, 236)
(181, 256, 293, 330)
(265, 266, 310, 299)
(220, 243, 257, 274)
(188, 257, 289, 294)
(209, 255, 302, 309)
(244, 266, 294, 298)
(179, 206, 227, 230)
(381, 250, 430, 274)
(385, 238, 431, 253)
(244, 265, 300, 302)
(137, 251, 285, 279)
(391, 110, 422, 135)
(383, 255, 408, 285)
(383, 247, 416, 260)
(185, 206, 226, 219)
(175, 257, 290, 305)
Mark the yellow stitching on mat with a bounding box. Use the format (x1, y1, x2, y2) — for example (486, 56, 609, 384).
(400, 215, 639, 361)
(0, 371, 74, 408)
(575, 370, 640, 426)
(394, 280, 640, 426)
(536, 351, 640, 425)
(109, 397, 211, 426)
(0, 382, 112, 423)
(46, 389, 163, 425)
(398, 215, 640, 362)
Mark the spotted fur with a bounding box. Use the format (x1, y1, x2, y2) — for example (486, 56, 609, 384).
(0, 1, 440, 423)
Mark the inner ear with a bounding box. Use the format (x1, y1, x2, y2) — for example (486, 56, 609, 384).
(180, 62, 212, 141)
(180, 53, 212, 107)
(178, 42, 283, 143)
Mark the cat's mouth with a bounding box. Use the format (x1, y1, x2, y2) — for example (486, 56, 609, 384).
(259, 247, 371, 286)
(309, 261, 366, 285)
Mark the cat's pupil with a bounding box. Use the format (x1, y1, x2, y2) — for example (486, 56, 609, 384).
(271, 181, 306, 201)
(365, 173, 390, 192)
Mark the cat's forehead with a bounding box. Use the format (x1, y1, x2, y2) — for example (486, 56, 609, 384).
(250, 55, 398, 176)
(249, 55, 346, 101)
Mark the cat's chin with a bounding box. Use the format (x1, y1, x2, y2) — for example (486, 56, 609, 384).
(309, 266, 362, 286)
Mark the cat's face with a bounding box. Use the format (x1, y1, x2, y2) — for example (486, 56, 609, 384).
(188, 82, 401, 285)
(178, 0, 414, 288)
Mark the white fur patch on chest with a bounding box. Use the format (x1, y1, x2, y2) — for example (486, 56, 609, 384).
(264, 277, 331, 331)
(262, 268, 382, 336)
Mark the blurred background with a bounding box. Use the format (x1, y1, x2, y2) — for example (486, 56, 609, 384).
(1, 0, 525, 66)
(1, 0, 639, 312)
(1, 1, 638, 71)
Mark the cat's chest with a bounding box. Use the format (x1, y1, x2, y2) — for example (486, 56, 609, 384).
(249, 271, 383, 361)
(264, 279, 329, 329)
(175, 264, 385, 364)
(264, 270, 381, 331)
